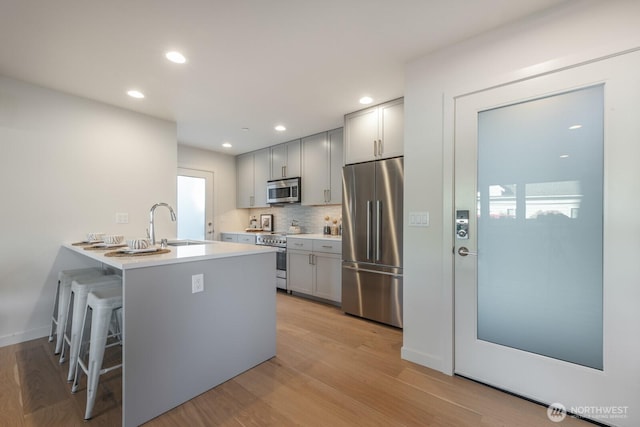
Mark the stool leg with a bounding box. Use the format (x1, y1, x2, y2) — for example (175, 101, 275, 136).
(49, 279, 61, 342)
(54, 283, 72, 354)
(84, 306, 111, 420)
(66, 292, 89, 381)
(71, 304, 90, 394)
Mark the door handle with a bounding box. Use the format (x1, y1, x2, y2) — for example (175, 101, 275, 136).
(375, 200, 381, 261)
(366, 200, 372, 259)
(458, 247, 477, 257)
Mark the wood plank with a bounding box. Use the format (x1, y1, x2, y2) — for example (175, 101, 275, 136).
(15, 344, 68, 415)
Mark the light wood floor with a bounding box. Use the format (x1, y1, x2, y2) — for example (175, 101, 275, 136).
(1, 292, 592, 426)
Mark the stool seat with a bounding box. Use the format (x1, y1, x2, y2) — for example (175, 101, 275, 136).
(60, 275, 122, 382)
(72, 287, 123, 420)
(50, 268, 105, 354)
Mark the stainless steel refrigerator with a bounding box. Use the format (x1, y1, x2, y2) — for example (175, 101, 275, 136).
(342, 157, 403, 328)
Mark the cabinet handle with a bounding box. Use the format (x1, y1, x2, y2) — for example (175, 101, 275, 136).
(250, 196, 254, 206)
(282, 165, 286, 178)
(294, 242, 303, 247)
(326, 189, 330, 202)
(378, 139, 383, 156)
(373, 140, 377, 157)
(308, 253, 313, 264)
(321, 245, 332, 249)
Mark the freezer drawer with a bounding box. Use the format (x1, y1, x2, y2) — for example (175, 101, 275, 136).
(341, 263, 403, 328)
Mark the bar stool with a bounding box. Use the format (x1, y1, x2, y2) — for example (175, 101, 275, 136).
(60, 275, 122, 382)
(71, 287, 123, 420)
(50, 267, 106, 355)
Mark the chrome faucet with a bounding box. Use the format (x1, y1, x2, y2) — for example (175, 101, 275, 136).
(148, 202, 177, 245)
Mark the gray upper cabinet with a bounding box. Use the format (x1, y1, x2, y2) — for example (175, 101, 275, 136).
(344, 97, 404, 164)
(302, 128, 343, 205)
(236, 148, 270, 208)
(270, 139, 301, 179)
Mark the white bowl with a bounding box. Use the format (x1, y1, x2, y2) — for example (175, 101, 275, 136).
(127, 238, 150, 249)
(87, 232, 105, 242)
(103, 234, 124, 245)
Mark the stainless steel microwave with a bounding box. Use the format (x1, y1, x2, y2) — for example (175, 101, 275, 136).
(267, 177, 301, 204)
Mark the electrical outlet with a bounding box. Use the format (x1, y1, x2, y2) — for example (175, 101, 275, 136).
(192, 274, 204, 293)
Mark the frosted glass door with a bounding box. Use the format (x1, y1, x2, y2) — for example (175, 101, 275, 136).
(177, 168, 213, 240)
(454, 50, 640, 427)
(477, 85, 603, 369)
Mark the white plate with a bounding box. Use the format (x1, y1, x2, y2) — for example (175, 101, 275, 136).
(83, 239, 104, 244)
(121, 247, 159, 254)
(93, 242, 125, 248)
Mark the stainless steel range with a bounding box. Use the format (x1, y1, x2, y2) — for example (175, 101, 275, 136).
(255, 233, 287, 290)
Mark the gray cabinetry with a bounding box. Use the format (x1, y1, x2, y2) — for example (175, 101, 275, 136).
(302, 128, 343, 205)
(344, 98, 403, 164)
(236, 148, 270, 208)
(271, 139, 301, 179)
(287, 237, 342, 303)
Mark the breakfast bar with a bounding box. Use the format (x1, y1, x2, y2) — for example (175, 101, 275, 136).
(63, 241, 277, 426)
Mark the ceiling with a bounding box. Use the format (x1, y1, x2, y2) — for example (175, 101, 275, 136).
(1, 0, 569, 155)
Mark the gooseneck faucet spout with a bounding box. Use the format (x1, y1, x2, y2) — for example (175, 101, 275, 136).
(149, 202, 177, 245)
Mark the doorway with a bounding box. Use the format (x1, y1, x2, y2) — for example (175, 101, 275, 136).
(453, 51, 640, 426)
(177, 168, 214, 241)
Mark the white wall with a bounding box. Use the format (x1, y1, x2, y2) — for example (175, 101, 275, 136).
(0, 76, 177, 347)
(402, 0, 640, 373)
(177, 145, 246, 240)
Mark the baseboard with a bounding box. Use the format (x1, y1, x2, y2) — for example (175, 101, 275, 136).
(401, 346, 452, 375)
(0, 326, 50, 348)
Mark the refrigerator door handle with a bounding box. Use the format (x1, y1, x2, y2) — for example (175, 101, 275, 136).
(343, 265, 402, 279)
(366, 200, 372, 260)
(376, 200, 381, 261)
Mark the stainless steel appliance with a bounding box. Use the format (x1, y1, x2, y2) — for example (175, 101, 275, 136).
(267, 177, 301, 204)
(255, 233, 287, 290)
(342, 157, 403, 328)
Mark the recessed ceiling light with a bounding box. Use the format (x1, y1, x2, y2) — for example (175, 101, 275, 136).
(359, 96, 373, 105)
(222, 142, 232, 148)
(127, 90, 145, 99)
(241, 127, 250, 131)
(165, 51, 186, 64)
(560, 154, 570, 158)
(569, 124, 582, 130)
(275, 125, 286, 132)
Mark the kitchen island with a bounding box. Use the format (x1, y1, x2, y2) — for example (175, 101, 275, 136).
(63, 241, 276, 426)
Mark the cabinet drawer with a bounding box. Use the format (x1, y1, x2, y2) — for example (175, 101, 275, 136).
(287, 238, 312, 251)
(313, 239, 341, 254)
(237, 234, 256, 244)
(221, 233, 238, 243)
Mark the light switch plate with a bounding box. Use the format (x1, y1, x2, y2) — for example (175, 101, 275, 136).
(408, 211, 429, 227)
(115, 213, 129, 224)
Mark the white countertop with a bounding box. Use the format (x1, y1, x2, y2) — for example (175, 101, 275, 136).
(63, 241, 276, 270)
(286, 233, 342, 241)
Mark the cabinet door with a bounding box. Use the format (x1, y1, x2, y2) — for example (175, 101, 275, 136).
(285, 139, 301, 178)
(253, 148, 271, 207)
(270, 143, 287, 179)
(344, 108, 378, 164)
(287, 250, 314, 294)
(271, 140, 301, 179)
(379, 99, 404, 159)
(328, 128, 343, 204)
(237, 234, 256, 244)
(314, 253, 342, 303)
(236, 153, 254, 208)
(301, 132, 329, 205)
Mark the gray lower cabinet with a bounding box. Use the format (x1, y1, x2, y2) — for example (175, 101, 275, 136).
(287, 238, 342, 303)
(220, 233, 256, 244)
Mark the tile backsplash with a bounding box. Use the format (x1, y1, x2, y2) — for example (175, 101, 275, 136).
(248, 204, 342, 234)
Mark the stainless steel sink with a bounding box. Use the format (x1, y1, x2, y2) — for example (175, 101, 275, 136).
(166, 240, 208, 246)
